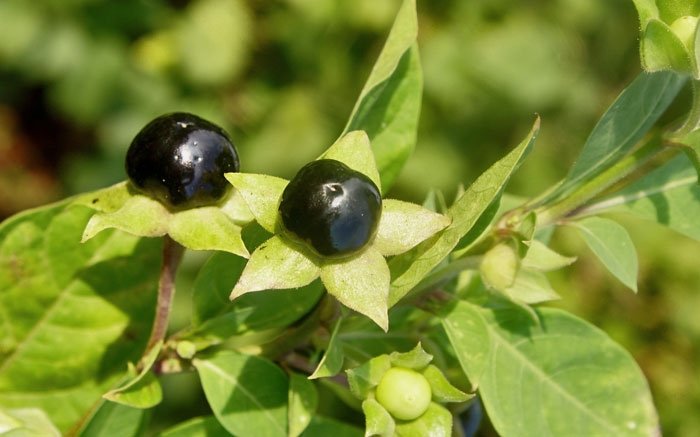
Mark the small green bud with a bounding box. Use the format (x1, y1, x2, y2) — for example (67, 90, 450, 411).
(375, 367, 432, 421)
(480, 243, 520, 291)
(670, 15, 699, 50)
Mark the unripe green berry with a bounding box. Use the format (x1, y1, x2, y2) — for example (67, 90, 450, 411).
(670, 15, 699, 50)
(480, 243, 520, 291)
(375, 367, 432, 421)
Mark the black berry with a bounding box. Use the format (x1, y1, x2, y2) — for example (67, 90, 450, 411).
(125, 112, 240, 209)
(279, 159, 382, 258)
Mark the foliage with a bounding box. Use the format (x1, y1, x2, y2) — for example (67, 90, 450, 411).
(1, 0, 700, 436)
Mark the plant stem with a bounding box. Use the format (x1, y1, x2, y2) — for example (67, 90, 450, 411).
(534, 137, 679, 226)
(145, 236, 185, 357)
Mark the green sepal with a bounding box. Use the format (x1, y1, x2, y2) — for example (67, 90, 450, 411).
(362, 398, 395, 437)
(521, 240, 576, 272)
(421, 365, 471, 404)
(230, 235, 320, 300)
(503, 268, 561, 305)
(320, 247, 390, 331)
(374, 199, 451, 257)
(78, 182, 250, 257)
(388, 342, 433, 370)
(641, 18, 694, 75)
(319, 130, 382, 190)
(346, 354, 392, 400)
(225, 173, 288, 233)
(394, 402, 453, 437)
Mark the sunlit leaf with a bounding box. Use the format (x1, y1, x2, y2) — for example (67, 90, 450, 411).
(0, 203, 160, 432)
(344, 0, 422, 190)
(571, 216, 638, 292)
(438, 300, 490, 390)
(194, 351, 288, 437)
(476, 305, 658, 437)
(388, 118, 539, 306)
(288, 373, 318, 437)
(584, 155, 700, 241)
(0, 407, 60, 437)
(77, 400, 148, 437)
(549, 71, 685, 203)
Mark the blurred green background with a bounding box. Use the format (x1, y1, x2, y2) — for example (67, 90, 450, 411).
(1, 0, 697, 435)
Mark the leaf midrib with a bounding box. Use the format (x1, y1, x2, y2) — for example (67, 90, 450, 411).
(486, 327, 624, 436)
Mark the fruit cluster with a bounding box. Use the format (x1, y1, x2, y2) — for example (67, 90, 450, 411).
(126, 112, 382, 257)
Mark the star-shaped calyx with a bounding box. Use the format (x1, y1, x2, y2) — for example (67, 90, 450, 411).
(75, 182, 253, 257)
(225, 131, 451, 331)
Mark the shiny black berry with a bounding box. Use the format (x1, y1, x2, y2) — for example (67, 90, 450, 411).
(125, 112, 240, 209)
(279, 159, 382, 258)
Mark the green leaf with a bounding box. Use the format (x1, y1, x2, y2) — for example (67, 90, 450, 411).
(194, 351, 288, 437)
(231, 235, 320, 300)
(321, 248, 390, 331)
(571, 217, 638, 292)
(102, 341, 163, 409)
(521, 240, 576, 272)
(374, 200, 451, 257)
(346, 354, 392, 399)
(319, 131, 381, 190)
(288, 373, 318, 437)
(388, 118, 539, 306)
(588, 154, 700, 240)
(191, 252, 323, 341)
(0, 203, 160, 432)
(225, 173, 288, 233)
(438, 301, 490, 390)
(301, 416, 363, 437)
(389, 343, 432, 370)
(77, 401, 148, 437)
(503, 268, 561, 304)
(551, 71, 685, 202)
(0, 408, 61, 437)
(344, 0, 422, 190)
(641, 19, 694, 74)
(476, 305, 658, 437)
(159, 416, 229, 437)
(78, 183, 250, 257)
(394, 402, 453, 437)
(310, 317, 345, 379)
(361, 398, 395, 437)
